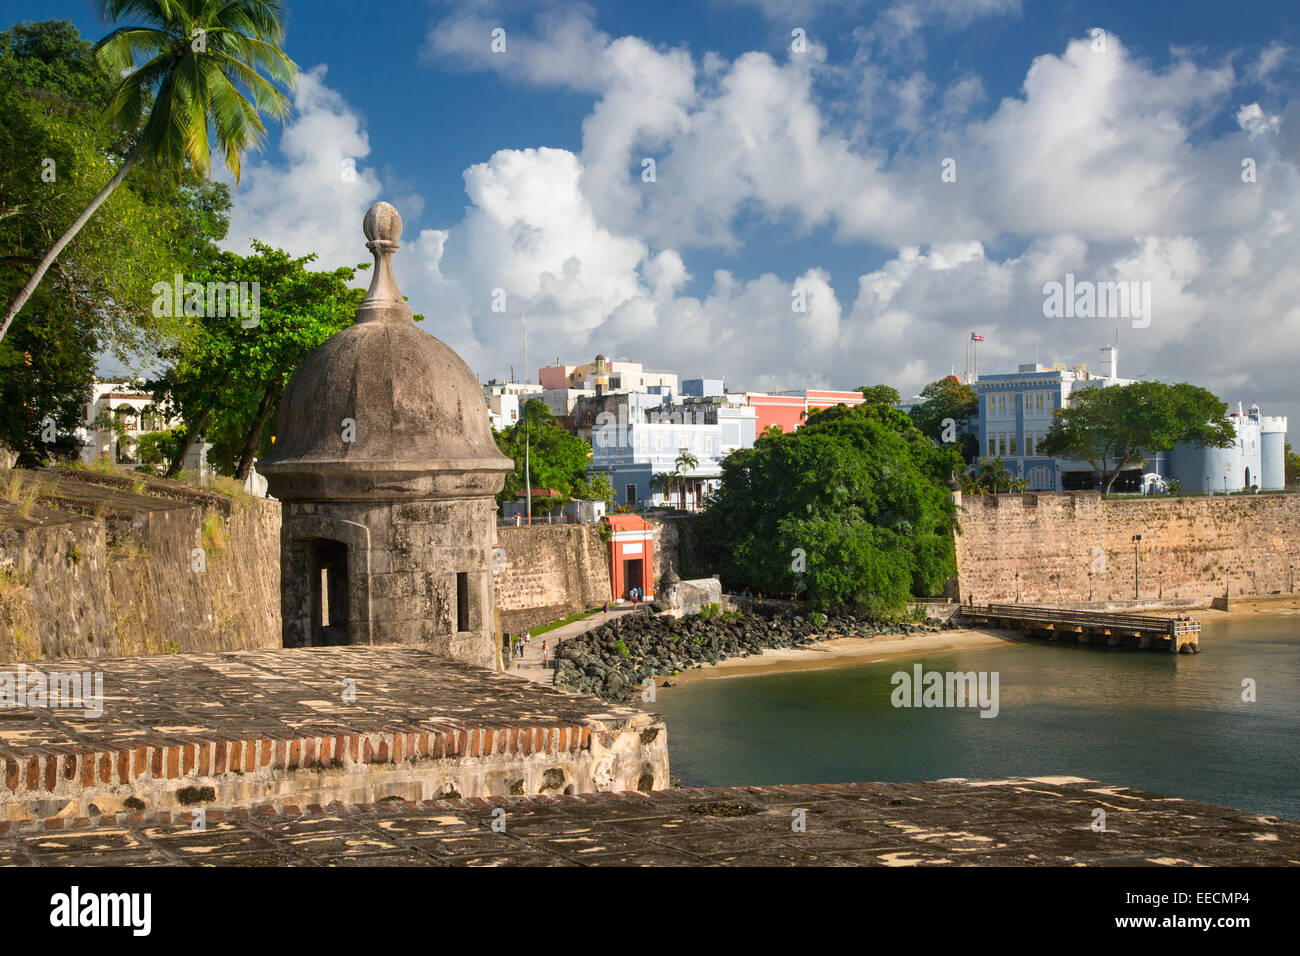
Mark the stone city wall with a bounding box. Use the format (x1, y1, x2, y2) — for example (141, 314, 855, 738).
(955, 491, 1300, 606)
(492, 524, 611, 634)
(0, 722, 669, 821)
(0, 647, 669, 820)
(0, 472, 280, 659)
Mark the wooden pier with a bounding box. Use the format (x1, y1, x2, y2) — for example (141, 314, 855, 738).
(960, 603, 1200, 653)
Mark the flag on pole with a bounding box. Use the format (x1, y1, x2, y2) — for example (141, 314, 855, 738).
(970, 332, 984, 342)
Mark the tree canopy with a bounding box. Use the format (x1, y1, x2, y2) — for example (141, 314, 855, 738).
(494, 399, 603, 507)
(695, 402, 963, 618)
(854, 384, 901, 407)
(1041, 381, 1236, 495)
(0, 2, 298, 347)
(0, 20, 230, 464)
(151, 241, 366, 479)
(909, 375, 979, 463)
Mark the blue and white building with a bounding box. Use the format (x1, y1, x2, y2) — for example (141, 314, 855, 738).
(587, 386, 756, 509)
(971, 345, 1287, 492)
(973, 346, 1132, 490)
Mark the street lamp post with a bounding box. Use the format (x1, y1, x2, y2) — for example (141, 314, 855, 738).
(1088, 570, 1093, 602)
(1158, 570, 1163, 600)
(1015, 572, 1021, 603)
(1132, 534, 1142, 600)
(1291, 564, 1295, 594)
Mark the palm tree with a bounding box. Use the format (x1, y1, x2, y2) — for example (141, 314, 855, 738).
(974, 458, 1014, 494)
(674, 450, 699, 511)
(653, 472, 676, 508)
(0, 0, 298, 345)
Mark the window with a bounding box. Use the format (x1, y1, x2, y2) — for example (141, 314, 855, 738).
(456, 572, 470, 632)
(1009, 436, 1017, 456)
(988, 436, 996, 457)
(1036, 392, 1045, 412)
(320, 569, 331, 627)
(625, 483, 637, 504)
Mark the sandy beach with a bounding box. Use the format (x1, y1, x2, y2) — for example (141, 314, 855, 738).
(659, 600, 1300, 685)
(664, 627, 1026, 684)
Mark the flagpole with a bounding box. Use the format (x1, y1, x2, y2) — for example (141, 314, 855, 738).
(523, 312, 530, 526)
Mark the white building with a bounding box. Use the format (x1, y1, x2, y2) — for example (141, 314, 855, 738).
(1167, 402, 1288, 493)
(483, 379, 543, 431)
(76, 381, 213, 479)
(587, 387, 755, 510)
(78, 383, 168, 465)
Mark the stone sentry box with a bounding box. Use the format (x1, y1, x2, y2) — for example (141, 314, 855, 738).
(260, 203, 512, 669)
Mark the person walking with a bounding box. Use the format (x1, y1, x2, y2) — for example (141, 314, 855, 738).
(541, 640, 548, 666)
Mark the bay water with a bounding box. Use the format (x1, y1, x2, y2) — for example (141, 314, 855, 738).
(649, 613, 1300, 819)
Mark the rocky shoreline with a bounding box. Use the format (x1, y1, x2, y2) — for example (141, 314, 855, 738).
(552, 604, 960, 702)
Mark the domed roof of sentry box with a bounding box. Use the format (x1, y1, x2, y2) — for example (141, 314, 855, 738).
(260, 202, 513, 500)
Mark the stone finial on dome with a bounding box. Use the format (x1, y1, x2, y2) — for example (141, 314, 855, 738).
(358, 201, 412, 323)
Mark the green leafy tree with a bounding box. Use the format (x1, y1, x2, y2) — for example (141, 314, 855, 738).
(152, 242, 366, 479)
(696, 402, 963, 618)
(494, 399, 594, 507)
(972, 457, 1014, 494)
(1285, 442, 1300, 487)
(0, 0, 298, 346)
(573, 472, 616, 505)
(0, 20, 231, 464)
(1041, 381, 1235, 496)
(854, 384, 901, 407)
(909, 375, 979, 463)
(674, 450, 699, 511)
(136, 427, 184, 467)
(653, 471, 676, 507)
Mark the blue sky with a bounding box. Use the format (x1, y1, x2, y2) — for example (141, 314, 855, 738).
(13, 0, 1300, 429)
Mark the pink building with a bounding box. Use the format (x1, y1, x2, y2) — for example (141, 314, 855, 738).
(746, 389, 865, 434)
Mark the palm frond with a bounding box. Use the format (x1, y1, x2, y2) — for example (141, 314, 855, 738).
(92, 0, 295, 178)
(93, 25, 175, 73)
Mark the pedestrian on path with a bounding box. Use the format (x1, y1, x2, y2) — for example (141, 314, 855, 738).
(541, 640, 548, 666)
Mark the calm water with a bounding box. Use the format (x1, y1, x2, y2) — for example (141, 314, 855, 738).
(648, 614, 1300, 819)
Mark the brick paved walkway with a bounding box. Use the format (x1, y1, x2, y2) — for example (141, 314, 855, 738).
(507, 603, 643, 684)
(3, 777, 1296, 866)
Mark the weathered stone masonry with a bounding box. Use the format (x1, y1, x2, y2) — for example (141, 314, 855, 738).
(0, 471, 279, 660)
(260, 203, 512, 668)
(0, 647, 668, 821)
(955, 491, 1300, 605)
(492, 524, 611, 634)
